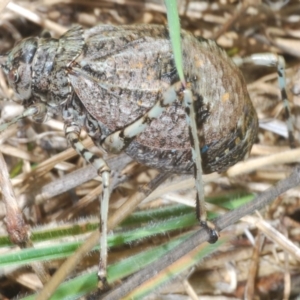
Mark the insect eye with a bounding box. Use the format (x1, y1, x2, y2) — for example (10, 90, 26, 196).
(8, 69, 19, 83)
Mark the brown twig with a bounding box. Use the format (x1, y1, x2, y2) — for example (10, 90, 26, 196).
(0, 152, 50, 284)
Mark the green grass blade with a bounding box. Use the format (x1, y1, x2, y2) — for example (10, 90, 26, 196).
(20, 232, 226, 300)
(0, 193, 254, 268)
(164, 0, 185, 83)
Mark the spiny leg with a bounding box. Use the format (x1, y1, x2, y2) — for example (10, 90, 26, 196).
(64, 123, 111, 287)
(80, 171, 171, 300)
(101, 84, 180, 154)
(101, 81, 217, 244)
(183, 88, 218, 243)
(235, 53, 296, 148)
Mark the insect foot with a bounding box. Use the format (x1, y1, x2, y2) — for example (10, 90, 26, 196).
(0, 24, 258, 288)
(199, 220, 219, 244)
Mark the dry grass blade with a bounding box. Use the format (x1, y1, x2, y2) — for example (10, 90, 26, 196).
(0, 151, 28, 245)
(6, 1, 67, 34)
(242, 215, 300, 261)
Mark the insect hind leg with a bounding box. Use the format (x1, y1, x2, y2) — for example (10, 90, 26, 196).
(64, 123, 111, 287)
(101, 82, 219, 244)
(183, 88, 218, 243)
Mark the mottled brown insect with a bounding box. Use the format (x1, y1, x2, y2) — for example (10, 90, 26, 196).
(0, 24, 258, 281)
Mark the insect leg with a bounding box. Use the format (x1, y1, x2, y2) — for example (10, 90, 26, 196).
(101, 84, 180, 154)
(234, 53, 295, 148)
(183, 89, 218, 243)
(101, 82, 218, 243)
(0, 103, 46, 132)
(64, 122, 111, 286)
